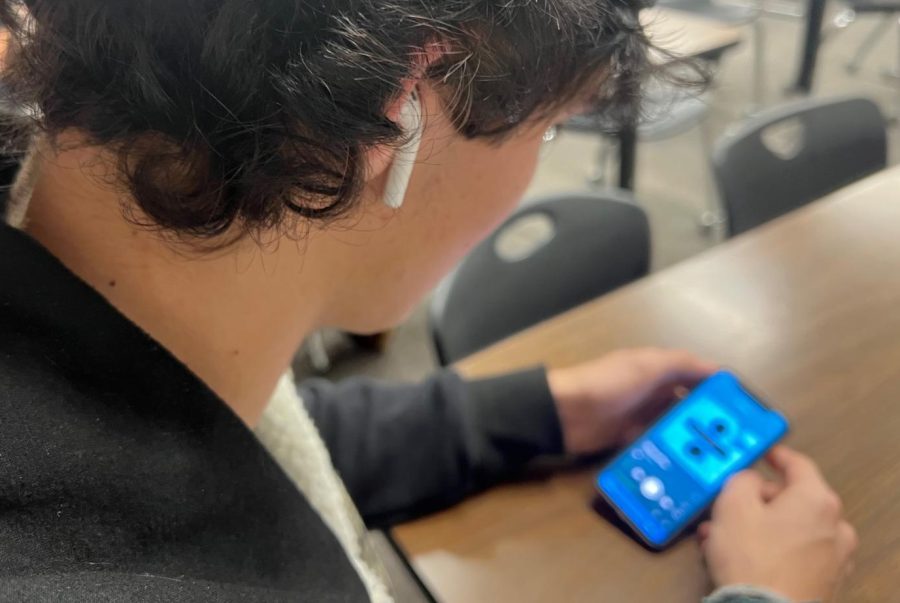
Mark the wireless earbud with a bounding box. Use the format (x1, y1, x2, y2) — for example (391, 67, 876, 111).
(382, 90, 423, 209)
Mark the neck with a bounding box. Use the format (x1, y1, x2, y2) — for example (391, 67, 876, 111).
(20, 142, 330, 426)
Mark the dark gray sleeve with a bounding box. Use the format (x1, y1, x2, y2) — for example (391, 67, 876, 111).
(299, 367, 564, 527)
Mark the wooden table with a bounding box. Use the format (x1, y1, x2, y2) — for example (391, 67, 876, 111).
(392, 166, 900, 602)
(616, 8, 742, 190)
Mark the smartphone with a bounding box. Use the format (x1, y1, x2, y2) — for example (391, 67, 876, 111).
(596, 370, 788, 550)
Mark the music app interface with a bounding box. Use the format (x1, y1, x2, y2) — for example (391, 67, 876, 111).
(598, 371, 788, 547)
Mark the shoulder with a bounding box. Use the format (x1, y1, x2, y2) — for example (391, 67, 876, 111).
(0, 337, 368, 601)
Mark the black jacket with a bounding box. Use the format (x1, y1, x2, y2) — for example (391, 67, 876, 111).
(0, 223, 563, 601)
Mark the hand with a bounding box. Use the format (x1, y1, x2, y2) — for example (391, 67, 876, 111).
(547, 348, 718, 455)
(699, 446, 858, 602)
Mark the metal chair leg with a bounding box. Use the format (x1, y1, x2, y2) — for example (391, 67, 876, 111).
(587, 140, 613, 188)
(307, 331, 332, 373)
(896, 17, 900, 124)
(846, 16, 893, 73)
(697, 118, 727, 238)
(751, 15, 767, 111)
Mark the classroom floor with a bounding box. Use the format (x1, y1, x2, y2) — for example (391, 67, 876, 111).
(295, 6, 900, 384)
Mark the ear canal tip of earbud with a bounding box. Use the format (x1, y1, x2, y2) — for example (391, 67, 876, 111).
(383, 194, 403, 209)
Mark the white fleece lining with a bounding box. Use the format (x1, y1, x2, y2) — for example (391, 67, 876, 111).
(255, 372, 393, 603)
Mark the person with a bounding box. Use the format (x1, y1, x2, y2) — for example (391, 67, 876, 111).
(0, 0, 856, 601)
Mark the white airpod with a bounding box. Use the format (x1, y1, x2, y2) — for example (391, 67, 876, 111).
(382, 90, 423, 209)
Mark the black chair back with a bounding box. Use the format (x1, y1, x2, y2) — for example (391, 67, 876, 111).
(712, 96, 887, 237)
(430, 192, 650, 365)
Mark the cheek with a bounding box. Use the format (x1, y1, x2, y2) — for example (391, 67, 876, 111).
(436, 137, 544, 255)
(359, 132, 545, 328)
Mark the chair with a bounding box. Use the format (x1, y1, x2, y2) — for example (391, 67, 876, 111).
(564, 80, 712, 184)
(430, 192, 651, 365)
(563, 80, 723, 233)
(712, 96, 887, 237)
(833, 0, 900, 117)
(658, 0, 765, 108)
(834, 0, 900, 74)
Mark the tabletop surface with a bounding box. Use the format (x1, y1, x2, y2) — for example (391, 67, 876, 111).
(392, 166, 900, 603)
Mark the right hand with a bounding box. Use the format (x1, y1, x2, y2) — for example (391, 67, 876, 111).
(699, 446, 858, 602)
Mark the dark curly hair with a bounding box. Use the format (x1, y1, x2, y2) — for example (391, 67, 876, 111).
(0, 0, 657, 240)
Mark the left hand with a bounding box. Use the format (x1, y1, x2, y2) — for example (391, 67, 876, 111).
(547, 348, 718, 455)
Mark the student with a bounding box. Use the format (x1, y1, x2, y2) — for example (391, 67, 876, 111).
(0, 1, 855, 601)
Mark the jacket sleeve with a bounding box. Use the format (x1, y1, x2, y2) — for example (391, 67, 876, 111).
(298, 367, 564, 527)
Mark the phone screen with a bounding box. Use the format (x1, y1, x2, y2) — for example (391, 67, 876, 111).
(596, 371, 788, 549)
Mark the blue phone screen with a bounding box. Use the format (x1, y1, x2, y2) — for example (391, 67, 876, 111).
(597, 371, 788, 548)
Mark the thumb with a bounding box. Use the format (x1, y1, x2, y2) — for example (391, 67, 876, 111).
(713, 470, 766, 519)
(767, 445, 824, 488)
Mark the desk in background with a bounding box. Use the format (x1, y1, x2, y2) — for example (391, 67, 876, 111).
(615, 8, 743, 189)
(393, 165, 900, 603)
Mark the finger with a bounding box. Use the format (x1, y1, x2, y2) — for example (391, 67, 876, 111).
(622, 424, 645, 443)
(723, 470, 767, 497)
(832, 559, 855, 603)
(638, 350, 720, 410)
(696, 521, 711, 542)
(760, 480, 784, 503)
(628, 392, 678, 426)
(713, 470, 766, 518)
(767, 446, 826, 488)
(646, 349, 719, 385)
(837, 521, 859, 557)
(626, 348, 716, 385)
(832, 525, 858, 603)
